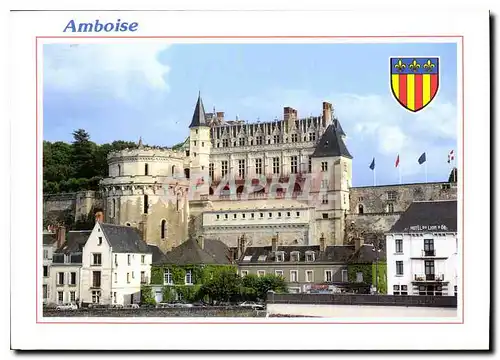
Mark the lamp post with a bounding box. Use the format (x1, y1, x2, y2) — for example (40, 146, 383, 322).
(372, 246, 382, 294)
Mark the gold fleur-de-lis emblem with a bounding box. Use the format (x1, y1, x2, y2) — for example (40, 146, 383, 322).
(394, 59, 406, 72)
(409, 59, 421, 72)
(423, 59, 435, 72)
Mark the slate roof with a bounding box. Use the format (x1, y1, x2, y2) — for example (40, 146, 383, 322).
(389, 200, 457, 233)
(348, 244, 386, 264)
(238, 245, 356, 264)
(332, 118, 346, 136)
(161, 238, 232, 266)
(55, 230, 92, 254)
(311, 123, 352, 158)
(147, 244, 169, 265)
(43, 232, 57, 246)
(100, 223, 152, 254)
(189, 94, 208, 128)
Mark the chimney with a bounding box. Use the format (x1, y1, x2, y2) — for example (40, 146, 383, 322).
(94, 211, 104, 223)
(354, 237, 364, 252)
(56, 225, 66, 249)
(216, 112, 224, 122)
(319, 233, 326, 252)
(238, 234, 247, 258)
(197, 235, 205, 250)
(271, 235, 278, 253)
(322, 101, 332, 127)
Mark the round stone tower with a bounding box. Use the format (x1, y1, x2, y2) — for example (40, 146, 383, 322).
(99, 141, 190, 253)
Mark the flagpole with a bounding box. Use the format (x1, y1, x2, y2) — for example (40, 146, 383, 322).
(373, 168, 376, 186)
(425, 161, 428, 183)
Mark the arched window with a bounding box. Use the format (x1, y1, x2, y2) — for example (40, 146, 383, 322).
(117, 164, 121, 176)
(145, 163, 149, 176)
(161, 219, 167, 239)
(358, 204, 364, 214)
(171, 165, 176, 176)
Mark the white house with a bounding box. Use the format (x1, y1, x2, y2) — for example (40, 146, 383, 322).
(80, 221, 153, 306)
(386, 200, 458, 297)
(42, 228, 65, 304)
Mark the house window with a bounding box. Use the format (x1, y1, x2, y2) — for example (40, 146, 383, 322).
(322, 213, 328, 219)
(239, 138, 245, 146)
(309, 133, 316, 141)
(395, 239, 403, 253)
(161, 219, 167, 239)
(396, 261, 404, 275)
(260, 213, 264, 218)
(425, 260, 435, 280)
(193, 152, 197, 157)
(143, 195, 149, 214)
(91, 290, 101, 303)
(273, 135, 280, 144)
(69, 272, 76, 285)
(117, 164, 121, 176)
(308, 158, 312, 172)
(276, 252, 284, 262)
(275, 270, 284, 277)
(322, 195, 328, 204)
(92, 271, 101, 288)
(291, 252, 300, 262)
(291, 133, 298, 142)
(127, 254, 131, 265)
(255, 158, 262, 175)
(98, 236, 102, 246)
(341, 269, 348, 282)
(269, 212, 272, 218)
(141, 255, 145, 264)
(43, 285, 47, 299)
(454, 285, 457, 296)
(290, 270, 298, 282)
(240, 270, 248, 277)
(305, 270, 314, 283)
(256, 136, 263, 145)
(164, 269, 172, 285)
(238, 159, 246, 178)
(194, 141, 197, 146)
(57, 291, 64, 304)
(43, 266, 48, 277)
(387, 191, 397, 200)
(113, 292, 117, 304)
(296, 211, 300, 217)
(424, 239, 435, 256)
(401, 285, 408, 295)
(321, 179, 328, 188)
(57, 272, 64, 285)
(278, 212, 281, 217)
(418, 285, 426, 296)
(387, 203, 394, 213)
(358, 204, 364, 214)
(325, 270, 332, 282)
(70, 291, 76, 303)
(132, 271, 135, 279)
(356, 272, 364, 283)
(222, 139, 229, 147)
(216, 214, 220, 220)
(43, 249, 48, 259)
(221, 161, 228, 177)
(233, 214, 237, 219)
(114, 272, 117, 283)
(145, 163, 149, 176)
(290, 156, 298, 174)
(393, 285, 400, 295)
(257, 270, 266, 277)
(321, 162, 328, 172)
(209, 163, 214, 179)
(114, 254, 118, 266)
(185, 270, 193, 284)
(273, 157, 280, 174)
(127, 273, 130, 283)
(305, 252, 315, 262)
(224, 214, 228, 219)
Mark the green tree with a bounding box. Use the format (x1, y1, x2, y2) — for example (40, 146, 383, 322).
(199, 268, 242, 303)
(71, 129, 97, 179)
(140, 285, 156, 305)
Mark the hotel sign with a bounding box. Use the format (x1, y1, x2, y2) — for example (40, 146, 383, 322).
(407, 224, 449, 232)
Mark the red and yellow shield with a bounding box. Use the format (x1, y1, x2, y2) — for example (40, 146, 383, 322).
(390, 57, 439, 112)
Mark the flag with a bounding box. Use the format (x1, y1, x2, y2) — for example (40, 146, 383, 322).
(195, 177, 205, 188)
(369, 158, 375, 170)
(418, 152, 426, 165)
(447, 150, 455, 163)
(395, 154, 400, 168)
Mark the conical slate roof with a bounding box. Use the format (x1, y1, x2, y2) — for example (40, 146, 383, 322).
(189, 93, 208, 128)
(311, 123, 352, 158)
(332, 118, 346, 136)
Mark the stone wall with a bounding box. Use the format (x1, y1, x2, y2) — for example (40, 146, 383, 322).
(43, 191, 101, 227)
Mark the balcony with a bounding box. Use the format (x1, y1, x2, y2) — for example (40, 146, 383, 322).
(413, 274, 445, 282)
(422, 249, 436, 257)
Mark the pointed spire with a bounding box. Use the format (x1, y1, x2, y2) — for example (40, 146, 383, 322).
(138, 136, 143, 148)
(189, 92, 208, 128)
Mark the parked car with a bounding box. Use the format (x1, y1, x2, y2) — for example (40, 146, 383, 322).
(191, 301, 208, 307)
(171, 301, 193, 308)
(125, 303, 140, 309)
(56, 303, 78, 311)
(156, 302, 172, 309)
(239, 301, 264, 310)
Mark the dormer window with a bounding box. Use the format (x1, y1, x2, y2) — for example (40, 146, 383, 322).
(275, 251, 284, 262)
(258, 255, 267, 262)
(305, 251, 315, 262)
(290, 251, 300, 262)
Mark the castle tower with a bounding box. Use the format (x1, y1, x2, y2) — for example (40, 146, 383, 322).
(310, 117, 352, 245)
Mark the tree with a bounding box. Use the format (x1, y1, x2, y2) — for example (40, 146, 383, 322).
(448, 167, 457, 183)
(140, 285, 156, 305)
(199, 268, 241, 303)
(71, 129, 98, 179)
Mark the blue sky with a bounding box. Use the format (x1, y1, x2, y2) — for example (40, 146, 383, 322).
(43, 42, 458, 186)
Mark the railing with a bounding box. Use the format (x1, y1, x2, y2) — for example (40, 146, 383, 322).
(422, 249, 436, 257)
(414, 274, 444, 282)
(266, 293, 457, 308)
(211, 192, 304, 201)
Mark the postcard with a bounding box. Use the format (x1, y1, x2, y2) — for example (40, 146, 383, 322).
(9, 5, 490, 351)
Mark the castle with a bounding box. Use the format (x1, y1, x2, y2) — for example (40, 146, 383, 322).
(43, 95, 458, 254)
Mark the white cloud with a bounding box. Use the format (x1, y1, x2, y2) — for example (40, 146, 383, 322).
(44, 43, 171, 98)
